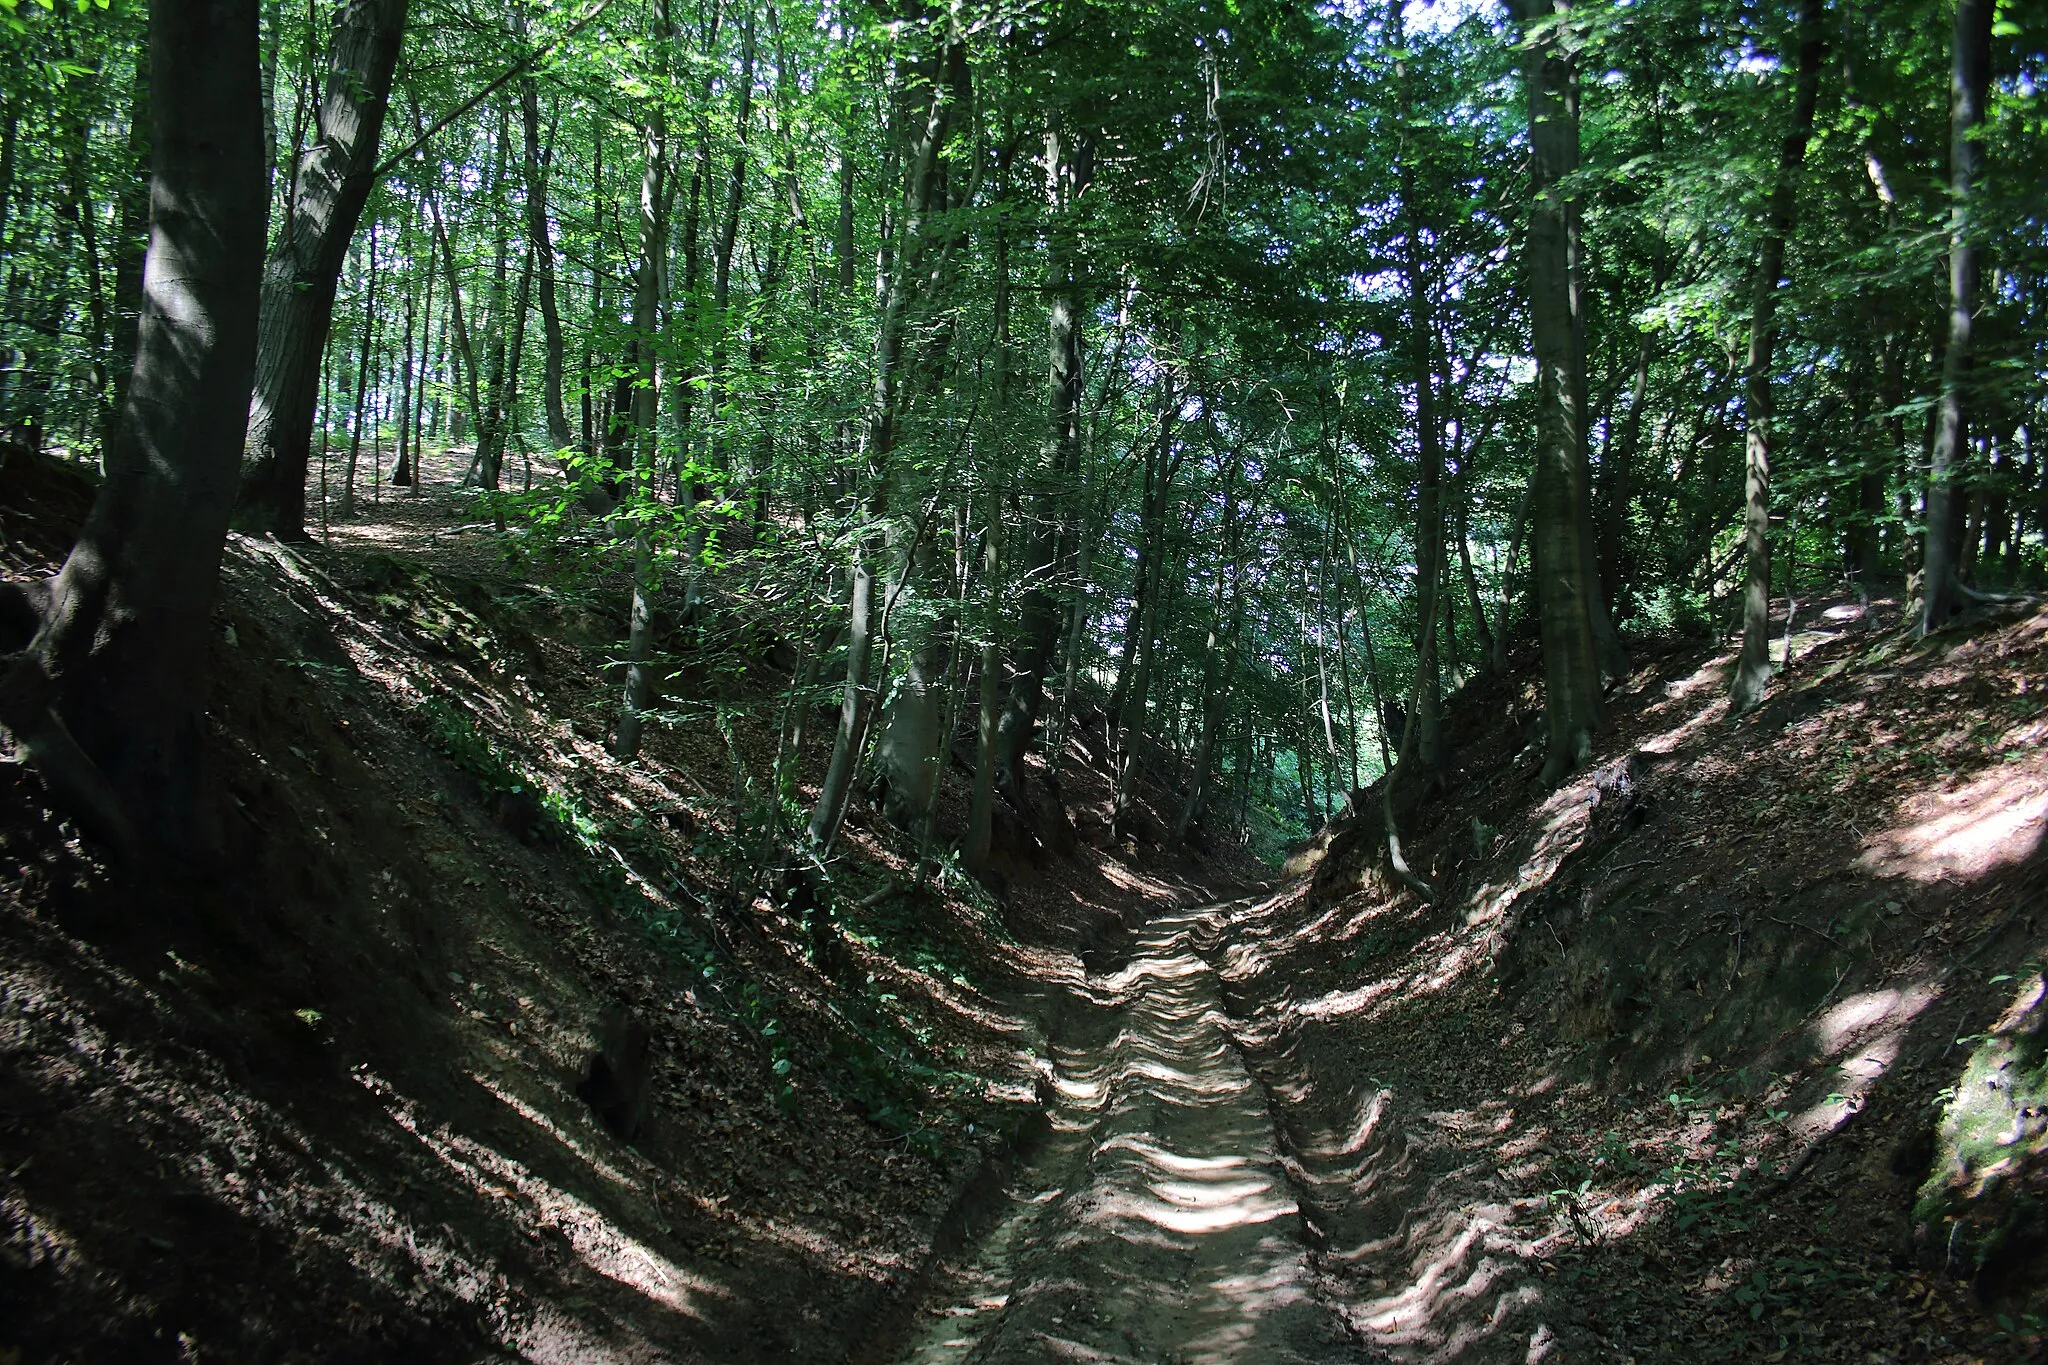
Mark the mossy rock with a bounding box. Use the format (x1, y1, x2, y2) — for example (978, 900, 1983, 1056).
(1915, 974, 2048, 1279)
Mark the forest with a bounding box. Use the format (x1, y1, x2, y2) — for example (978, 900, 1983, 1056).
(0, 0, 2045, 1358)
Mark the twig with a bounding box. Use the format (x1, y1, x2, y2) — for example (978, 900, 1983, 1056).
(1768, 914, 1839, 945)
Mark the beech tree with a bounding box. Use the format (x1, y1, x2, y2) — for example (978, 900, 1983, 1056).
(0, 0, 266, 857)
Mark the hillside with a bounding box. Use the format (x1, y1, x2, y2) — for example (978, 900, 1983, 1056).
(1251, 589, 2048, 1359)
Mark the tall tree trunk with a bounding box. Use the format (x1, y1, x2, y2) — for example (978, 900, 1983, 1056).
(0, 0, 266, 858)
(60, 106, 113, 451)
(1730, 0, 1825, 715)
(613, 110, 669, 763)
(1110, 385, 1176, 831)
(994, 125, 1092, 804)
(470, 106, 515, 490)
(1393, 0, 1446, 772)
(1518, 0, 1605, 783)
(513, 20, 571, 467)
(402, 256, 434, 490)
(1176, 450, 1242, 842)
(809, 37, 965, 851)
(424, 184, 485, 469)
(392, 220, 417, 487)
(235, 0, 408, 538)
(0, 98, 17, 254)
(1921, 0, 1992, 634)
(964, 154, 1013, 875)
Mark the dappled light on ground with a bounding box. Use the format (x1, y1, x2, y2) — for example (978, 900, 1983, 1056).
(1200, 597, 2048, 1359)
(894, 895, 1369, 1363)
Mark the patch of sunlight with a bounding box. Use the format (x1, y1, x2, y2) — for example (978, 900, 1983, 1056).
(1303, 1087, 1391, 1164)
(1663, 654, 1735, 700)
(1813, 985, 1935, 1055)
(360, 1068, 726, 1318)
(1356, 1212, 1510, 1333)
(471, 1073, 642, 1190)
(1788, 985, 1937, 1142)
(1861, 762, 2048, 882)
(511, 1305, 649, 1364)
(1101, 1176, 1295, 1236)
(1793, 1029, 1910, 1143)
(1297, 978, 1402, 1020)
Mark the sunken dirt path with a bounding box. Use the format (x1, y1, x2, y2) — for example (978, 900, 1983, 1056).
(891, 896, 1376, 1365)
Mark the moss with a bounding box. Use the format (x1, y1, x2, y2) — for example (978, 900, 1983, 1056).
(1916, 975, 2048, 1272)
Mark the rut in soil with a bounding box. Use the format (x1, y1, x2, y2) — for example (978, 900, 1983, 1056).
(892, 894, 1373, 1364)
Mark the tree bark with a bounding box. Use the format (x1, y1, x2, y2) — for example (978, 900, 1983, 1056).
(1392, 0, 1446, 772)
(0, 0, 266, 859)
(337, 225, 379, 519)
(1176, 449, 1242, 842)
(1729, 0, 1825, 715)
(1921, 0, 1992, 634)
(109, 40, 152, 419)
(235, 0, 408, 538)
(1518, 0, 1605, 784)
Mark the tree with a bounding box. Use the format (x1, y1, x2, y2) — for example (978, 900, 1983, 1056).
(0, 0, 267, 858)
(236, 0, 408, 538)
(1729, 0, 1827, 715)
(1920, 0, 1994, 634)
(1517, 0, 1605, 783)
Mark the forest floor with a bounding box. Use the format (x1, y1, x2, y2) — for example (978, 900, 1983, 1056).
(3, 447, 2046, 1362)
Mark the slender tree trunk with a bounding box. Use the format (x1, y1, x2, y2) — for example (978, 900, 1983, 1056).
(235, 0, 409, 537)
(405, 257, 434, 490)
(1922, 0, 1992, 633)
(338, 226, 380, 520)
(0, 99, 18, 255)
(964, 163, 1013, 874)
(0, 0, 266, 858)
(1176, 451, 1241, 842)
(1730, 0, 1825, 715)
(425, 185, 485, 468)
(1392, 0, 1446, 772)
(613, 110, 669, 762)
(392, 223, 417, 487)
(513, 21, 572, 466)
(60, 107, 113, 451)
(809, 41, 965, 850)
(995, 127, 1092, 804)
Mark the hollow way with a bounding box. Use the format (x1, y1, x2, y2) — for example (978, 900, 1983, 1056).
(891, 896, 1374, 1364)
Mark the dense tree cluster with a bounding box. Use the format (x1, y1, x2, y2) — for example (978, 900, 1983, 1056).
(0, 0, 2041, 869)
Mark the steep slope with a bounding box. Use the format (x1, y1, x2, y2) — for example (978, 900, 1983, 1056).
(1224, 592, 2048, 1360)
